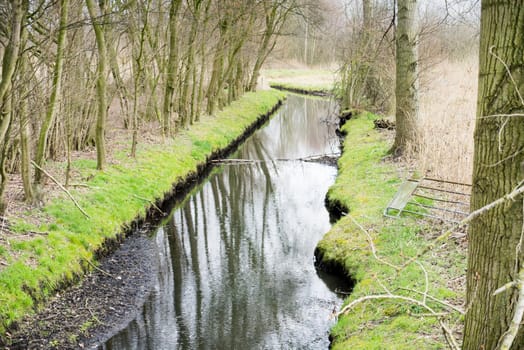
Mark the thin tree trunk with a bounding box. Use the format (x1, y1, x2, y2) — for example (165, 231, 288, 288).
(392, 0, 419, 155)
(162, 0, 182, 137)
(18, 53, 34, 202)
(34, 0, 69, 185)
(108, 41, 131, 129)
(0, 0, 25, 214)
(463, 1, 524, 349)
(130, 0, 150, 157)
(86, 0, 108, 170)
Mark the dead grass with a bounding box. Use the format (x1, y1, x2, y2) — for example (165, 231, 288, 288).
(417, 55, 478, 185)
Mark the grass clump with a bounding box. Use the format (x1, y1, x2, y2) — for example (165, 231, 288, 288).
(0, 89, 285, 336)
(316, 111, 466, 349)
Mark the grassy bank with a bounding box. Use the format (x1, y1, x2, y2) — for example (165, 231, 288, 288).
(262, 68, 334, 94)
(316, 112, 465, 348)
(0, 90, 286, 336)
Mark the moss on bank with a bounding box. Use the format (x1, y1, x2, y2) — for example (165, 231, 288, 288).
(316, 112, 465, 349)
(0, 90, 286, 336)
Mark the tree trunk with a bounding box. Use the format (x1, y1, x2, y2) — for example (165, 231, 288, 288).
(86, 0, 108, 170)
(108, 39, 131, 129)
(34, 0, 68, 185)
(130, 0, 151, 157)
(463, 2, 524, 349)
(162, 0, 182, 137)
(18, 52, 34, 202)
(392, 0, 419, 155)
(0, 0, 25, 214)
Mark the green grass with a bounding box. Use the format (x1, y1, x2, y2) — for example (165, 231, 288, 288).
(0, 89, 286, 336)
(316, 112, 466, 349)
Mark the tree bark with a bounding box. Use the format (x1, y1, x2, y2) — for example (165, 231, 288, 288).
(392, 0, 419, 155)
(86, 0, 108, 170)
(463, 1, 524, 349)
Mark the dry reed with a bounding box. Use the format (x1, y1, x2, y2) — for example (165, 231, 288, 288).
(416, 55, 478, 185)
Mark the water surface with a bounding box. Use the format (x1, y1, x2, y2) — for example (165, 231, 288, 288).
(103, 95, 346, 349)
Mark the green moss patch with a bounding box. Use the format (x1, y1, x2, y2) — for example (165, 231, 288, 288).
(0, 89, 285, 336)
(316, 112, 465, 349)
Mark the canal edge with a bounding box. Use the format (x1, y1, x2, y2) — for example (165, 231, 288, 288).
(0, 90, 286, 348)
(314, 110, 466, 348)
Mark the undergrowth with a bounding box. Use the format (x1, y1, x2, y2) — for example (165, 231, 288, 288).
(0, 90, 285, 336)
(316, 111, 466, 349)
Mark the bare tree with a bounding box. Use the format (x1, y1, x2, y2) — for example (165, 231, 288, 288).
(34, 0, 69, 186)
(85, 0, 108, 170)
(392, 0, 419, 155)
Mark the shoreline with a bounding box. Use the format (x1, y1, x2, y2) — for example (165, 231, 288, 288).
(0, 90, 286, 348)
(315, 111, 466, 349)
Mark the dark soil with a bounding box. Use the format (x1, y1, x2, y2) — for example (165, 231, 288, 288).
(2, 231, 158, 350)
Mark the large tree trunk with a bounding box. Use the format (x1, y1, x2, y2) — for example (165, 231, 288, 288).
(34, 0, 69, 185)
(463, 2, 524, 349)
(392, 0, 419, 155)
(86, 0, 108, 170)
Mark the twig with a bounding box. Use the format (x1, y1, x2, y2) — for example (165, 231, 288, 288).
(440, 319, 461, 350)
(515, 197, 524, 274)
(398, 287, 465, 315)
(87, 307, 106, 326)
(83, 258, 116, 279)
(408, 311, 449, 318)
(480, 113, 524, 119)
(417, 261, 429, 305)
(493, 281, 518, 296)
(131, 194, 166, 215)
(375, 276, 392, 295)
(489, 46, 524, 106)
(347, 214, 401, 271)
(496, 269, 524, 350)
(336, 293, 438, 317)
(31, 161, 90, 219)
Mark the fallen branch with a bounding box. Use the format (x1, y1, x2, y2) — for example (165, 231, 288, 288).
(347, 214, 401, 271)
(398, 287, 465, 315)
(337, 293, 439, 318)
(211, 158, 263, 164)
(31, 161, 90, 219)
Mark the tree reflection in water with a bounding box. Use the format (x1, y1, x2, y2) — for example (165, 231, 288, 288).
(103, 95, 347, 350)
